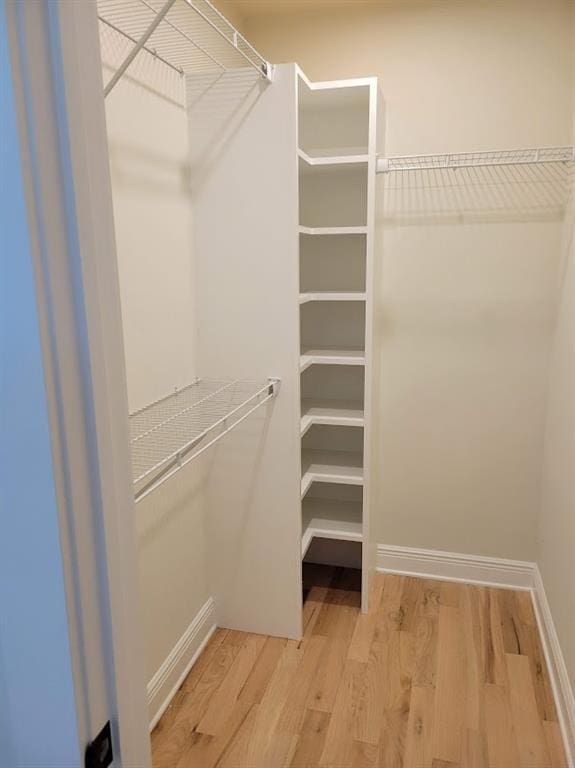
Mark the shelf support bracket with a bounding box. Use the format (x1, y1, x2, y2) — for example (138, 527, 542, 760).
(268, 377, 281, 396)
(182, 0, 273, 81)
(104, 0, 177, 97)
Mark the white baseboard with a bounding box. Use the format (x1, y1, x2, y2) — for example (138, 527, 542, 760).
(531, 566, 575, 767)
(376, 543, 574, 765)
(147, 596, 216, 731)
(376, 543, 535, 590)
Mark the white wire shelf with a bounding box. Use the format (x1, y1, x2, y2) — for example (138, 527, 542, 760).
(377, 146, 575, 173)
(130, 377, 279, 502)
(98, 0, 272, 97)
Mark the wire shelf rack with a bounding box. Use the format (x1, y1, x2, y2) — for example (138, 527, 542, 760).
(130, 377, 279, 502)
(98, 0, 272, 98)
(377, 146, 575, 173)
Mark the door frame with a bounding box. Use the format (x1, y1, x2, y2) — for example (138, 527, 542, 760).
(5, 0, 151, 764)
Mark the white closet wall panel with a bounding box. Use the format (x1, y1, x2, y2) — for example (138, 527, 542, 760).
(188, 64, 301, 639)
(360, 82, 384, 608)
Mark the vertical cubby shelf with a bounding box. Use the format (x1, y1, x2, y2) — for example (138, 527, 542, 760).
(297, 71, 379, 612)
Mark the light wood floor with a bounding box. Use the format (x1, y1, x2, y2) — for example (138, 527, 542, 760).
(152, 566, 567, 767)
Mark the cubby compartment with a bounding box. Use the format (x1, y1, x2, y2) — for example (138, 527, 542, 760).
(301, 364, 365, 402)
(299, 164, 368, 228)
(298, 79, 370, 157)
(301, 483, 363, 557)
(300, 300, 366, 355)
(301, 424, 364, 497)
(300, 233, 366, 294)
(300, 365, 365, 436)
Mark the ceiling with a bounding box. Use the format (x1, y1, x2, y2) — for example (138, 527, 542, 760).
(232, 0, 397, 19)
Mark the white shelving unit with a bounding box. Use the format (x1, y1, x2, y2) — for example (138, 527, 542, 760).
(296, 70, 380, 611)
(300, 348, 366, 372)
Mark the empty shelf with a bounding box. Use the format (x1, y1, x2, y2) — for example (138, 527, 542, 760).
(299, 292, 366, 304)
(301, 497, 363, 557)
(301, 399, 364, 436)
(299, 226, 368, 236)
(130, 377, 278, 502)
(301, 449, 364, 497)
(298, 148, 369, 168)
(300, 347, 366, 372)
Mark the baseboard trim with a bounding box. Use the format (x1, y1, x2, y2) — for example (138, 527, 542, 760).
(376, 543, 574, 765)
(376, 543, 535, 590)
(531, 566, 575, 767)
(147, 596, 216, 731)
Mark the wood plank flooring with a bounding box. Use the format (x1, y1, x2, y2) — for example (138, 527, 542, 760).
(152, 566, 567, 767)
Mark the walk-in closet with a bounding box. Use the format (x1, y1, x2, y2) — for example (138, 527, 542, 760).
(6, 0, 572, 764)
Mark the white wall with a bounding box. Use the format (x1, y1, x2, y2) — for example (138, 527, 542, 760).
(102, 40, 210, 691)
(539, 194, 575, 692)
(104, 75, 196, 413)
(244, 0, 573, 560)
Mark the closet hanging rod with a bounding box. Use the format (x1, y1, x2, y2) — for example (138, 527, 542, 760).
(377, 145, 575, 173)
(98, 0, 272, 98)
(130, 377, 280, 503)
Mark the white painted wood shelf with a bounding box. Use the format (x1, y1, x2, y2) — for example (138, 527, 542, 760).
(299, 226, 368, 236)
(300, 347, 366, 372)
(299, 292, 366, 304)
(298, 148, 369, 169)
(301, 398, 364, 436)
(301, 497, 363, 557)
(301, 449, 364, 497)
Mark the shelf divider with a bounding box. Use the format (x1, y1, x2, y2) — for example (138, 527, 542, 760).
(300, 348, 366, 372)
(301, 449, 364, 497)
(298, 148, 369, 168)
(299, 225, 368, 236)
(299, 292, 366, 304)
(301, 398, 364, 436)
